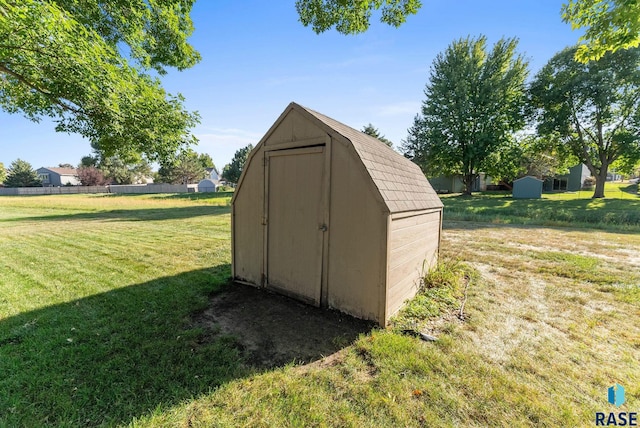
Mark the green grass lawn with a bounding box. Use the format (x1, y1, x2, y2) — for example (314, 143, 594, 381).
(441, 182, 640, 230)
(1, 192, 638, 427)
(0, 193, 244, 426)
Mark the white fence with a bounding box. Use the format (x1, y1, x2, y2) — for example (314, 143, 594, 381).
(0, 183, 195, 196)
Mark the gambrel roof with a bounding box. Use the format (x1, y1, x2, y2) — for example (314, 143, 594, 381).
(295, 103, 443, 213)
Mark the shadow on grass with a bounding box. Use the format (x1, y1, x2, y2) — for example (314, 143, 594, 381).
(621, 183, 639, 195)
(0, 205, 231, 223)
(149, 191, 234, 201)
(0, 264, 372, 426)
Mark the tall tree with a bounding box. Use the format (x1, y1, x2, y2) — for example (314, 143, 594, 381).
(529, 46, 640, 198)
(157, 150, 208, 184)
(362, 123, 393, 147)
(222, 144, 254, 185)
(197, 153, 216, 172)
(0, 0, 200, 161)
(0, 161, 5, 184)
(4, 159, 42, 187)
(562, 0, 640, 62)
(402, 36, 529, 195)
(99, 156, 151, 184)
(296, 0, 421, 34)
(79, 155, 99, 168)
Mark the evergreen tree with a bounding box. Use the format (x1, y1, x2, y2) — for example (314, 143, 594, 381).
(362, 124, 393, 147)
(222, 145, 254, 185)
(4, 159, 42, 187)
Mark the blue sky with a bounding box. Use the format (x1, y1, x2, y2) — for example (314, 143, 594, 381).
(0, 1, 582, 171)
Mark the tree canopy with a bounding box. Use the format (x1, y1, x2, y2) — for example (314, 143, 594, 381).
(157, 150, 212, 184)
(0, 161, 6, 184)
(296, 0, 422, 34)
(562, 0, 640, 62)
(4, 159, 41, 187)
(529, 45, 640, 198)
(107, 157, 151, 184)
(0, 0, 200, 162)
(402, 36, 529, 194)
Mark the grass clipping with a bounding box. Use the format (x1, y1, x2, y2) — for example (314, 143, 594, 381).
(390, 258, 477, 334)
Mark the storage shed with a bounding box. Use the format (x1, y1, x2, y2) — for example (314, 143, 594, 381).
(197, 179, 217, 192)
(231, 102, 443, 325)
(513, 176, 543, 199)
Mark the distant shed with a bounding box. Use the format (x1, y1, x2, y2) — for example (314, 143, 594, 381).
(231, 102, 443, 325)
(197, 179, 217, 192)
(513, 176, 543, 199)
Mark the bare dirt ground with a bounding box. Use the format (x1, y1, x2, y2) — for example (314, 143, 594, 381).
(194, 222, 640, 375)
(193, 283, 376, 368)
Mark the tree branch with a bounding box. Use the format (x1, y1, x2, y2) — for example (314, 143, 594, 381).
(0, 44, 63, 60)
(0, 63, 85, 115)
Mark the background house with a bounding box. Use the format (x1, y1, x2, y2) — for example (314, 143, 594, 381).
(205, 167, 220, 183)
(36, 167, 80, 186)
(428, 173, 491, 193)
(543, 163, 590, 191)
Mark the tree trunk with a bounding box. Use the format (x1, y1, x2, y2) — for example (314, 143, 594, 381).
(462, 174, 474, 195)
(592, 168, 608, 198)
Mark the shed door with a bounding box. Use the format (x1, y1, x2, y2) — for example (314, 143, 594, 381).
(266, 146, 325, 305)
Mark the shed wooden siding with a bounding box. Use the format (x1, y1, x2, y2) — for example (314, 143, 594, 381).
(386, 211, 441, 316)
(265, 108, 326, 146)
(326, 139, 387, 321)
(232, 145, 264, 285)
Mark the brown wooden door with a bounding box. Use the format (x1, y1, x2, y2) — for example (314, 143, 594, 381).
(266, 146, 325, 305)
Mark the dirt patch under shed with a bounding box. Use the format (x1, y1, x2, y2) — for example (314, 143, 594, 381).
(193, 282, 376, 368)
